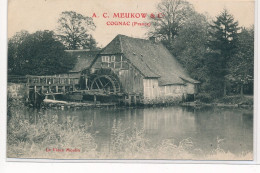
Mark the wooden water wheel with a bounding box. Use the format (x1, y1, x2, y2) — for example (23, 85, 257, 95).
(90, 75, 121, 94)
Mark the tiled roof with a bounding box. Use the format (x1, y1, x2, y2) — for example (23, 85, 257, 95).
(65, 50, 99, 72)
(99, 35, 200, 85)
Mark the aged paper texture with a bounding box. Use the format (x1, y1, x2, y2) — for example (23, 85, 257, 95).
(7, 0, 255, 161)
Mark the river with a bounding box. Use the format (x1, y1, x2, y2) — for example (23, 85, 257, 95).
(7, 104, 253, 159)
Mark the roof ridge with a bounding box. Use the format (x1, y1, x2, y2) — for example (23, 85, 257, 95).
(117, 34, 151, 43)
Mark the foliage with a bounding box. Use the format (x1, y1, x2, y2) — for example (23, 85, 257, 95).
(207, 9, 240, 96)
(8, 30, 76, 75)
(8, 30, 30, 74)
(203, 52, 227, 97)
(149, 0, 194, 44)
(7, 109, 97, 158)
(214, 95, 253, 105)
(171, 12, 210, 82)
(149, 1, 254, 98)
(208, 9, 239, 57)
(196, 93, 214, 103)
(110, 119, 151, 157)
(226, 27, 254, 95)
(56, 11, 97, 50)
(148, 1, 212, 89)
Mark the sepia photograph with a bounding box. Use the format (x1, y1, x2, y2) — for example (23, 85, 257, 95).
(7, 0, 255, 161)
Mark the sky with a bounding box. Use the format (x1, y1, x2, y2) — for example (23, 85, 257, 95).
(8, 0, 255, 47)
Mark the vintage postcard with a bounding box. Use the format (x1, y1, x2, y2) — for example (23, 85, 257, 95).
(7, 0, 255, 161)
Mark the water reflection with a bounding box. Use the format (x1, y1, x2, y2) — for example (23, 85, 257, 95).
(8, 105, 253, 155)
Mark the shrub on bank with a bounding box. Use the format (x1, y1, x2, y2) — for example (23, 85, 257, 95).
(214, 95, 253, 105)
(7, 111, 97, 158)
(196, 93, 214, 103)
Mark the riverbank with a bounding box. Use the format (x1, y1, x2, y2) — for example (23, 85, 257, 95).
(214, 95, 253, 105)
(182, 95, 253, 109)
(8, 94, 254, 110)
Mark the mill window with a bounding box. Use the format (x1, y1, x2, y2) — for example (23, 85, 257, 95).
(106, 56, 110, 62)
(102, 56, 110, 62)
(111, 55, 116, 62)
(102, 56, 106, 62)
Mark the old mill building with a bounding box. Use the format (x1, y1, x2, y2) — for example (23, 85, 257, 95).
(26, 34, 200, 105)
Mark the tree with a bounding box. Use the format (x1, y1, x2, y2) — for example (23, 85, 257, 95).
(8, 30, 30, 74)
(226, 27, 254, 95)
(56, 11, 97, 50)
(207, 9, 240, 96)
(148, 0, 214, 95)
(149, 0, 194, 44)
(171, 13, 210, 82)
(8, 30, 76, 75)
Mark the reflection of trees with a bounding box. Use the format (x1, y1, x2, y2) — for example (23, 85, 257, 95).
(144, 107, 195, 134)
(9, 105, 253, 155)
(193, 108, 253, 153)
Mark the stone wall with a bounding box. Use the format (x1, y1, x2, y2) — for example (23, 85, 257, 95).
(7, 83, 27, 100)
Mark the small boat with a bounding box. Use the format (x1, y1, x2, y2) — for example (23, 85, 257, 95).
(43, 93, 68, 104)
(42, 92, 117, 108)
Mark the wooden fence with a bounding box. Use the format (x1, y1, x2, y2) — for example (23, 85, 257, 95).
(26, 75, 80, 94)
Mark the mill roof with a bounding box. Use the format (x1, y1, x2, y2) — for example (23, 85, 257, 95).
(65, 50, 99, 72)
(99, 34, 199, 85)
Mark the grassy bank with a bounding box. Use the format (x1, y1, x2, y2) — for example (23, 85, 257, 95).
(194, 94, 253, 108)
(214, 95, 253, 105)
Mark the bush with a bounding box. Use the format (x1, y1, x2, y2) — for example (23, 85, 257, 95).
(7, 112, 97, 158)
(196, 93, 214, 103)
(215, 95, 253, 105)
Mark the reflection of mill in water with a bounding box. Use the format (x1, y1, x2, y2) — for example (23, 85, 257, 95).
(144, 108, 196, 130)
(12, 106, 253, 156)
(44, 107, 197, 153)
(88, 107, 197, 153)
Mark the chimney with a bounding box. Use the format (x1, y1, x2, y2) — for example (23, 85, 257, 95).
(149, 36, 156, 43)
